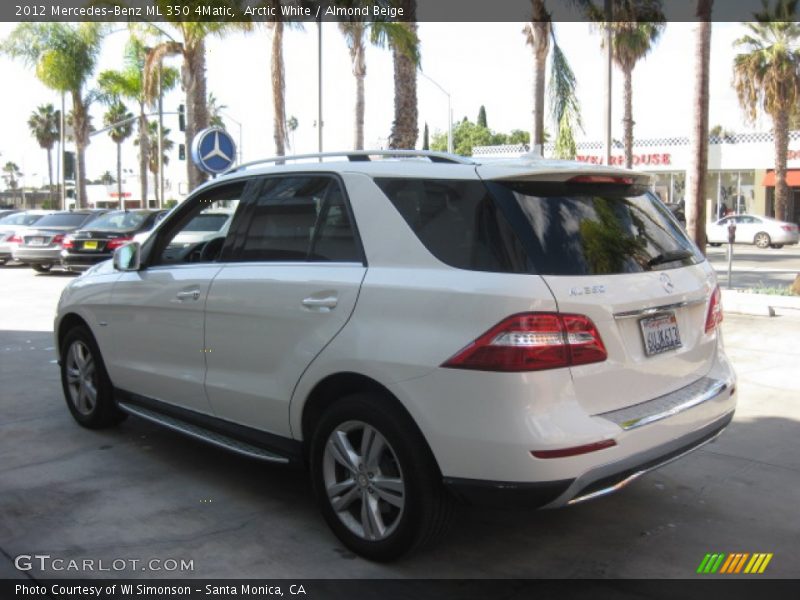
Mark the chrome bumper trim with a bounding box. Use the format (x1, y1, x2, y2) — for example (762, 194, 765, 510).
(613, 297, 706, 320)
(597, 376, 729, 431)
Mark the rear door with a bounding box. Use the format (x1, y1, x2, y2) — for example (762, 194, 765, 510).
(203, 174, 366, 436)
(481, 174, 717, 415)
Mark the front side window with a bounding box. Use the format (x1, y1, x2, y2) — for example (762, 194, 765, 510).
(236, 176, 361, 263)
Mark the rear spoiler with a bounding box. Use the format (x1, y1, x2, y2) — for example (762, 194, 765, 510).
(475, 156, 652, 187)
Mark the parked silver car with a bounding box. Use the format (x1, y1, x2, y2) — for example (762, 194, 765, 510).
(706, 214, 799, 249)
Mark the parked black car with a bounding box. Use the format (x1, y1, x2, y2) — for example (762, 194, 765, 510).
(13, 210, 107, 272)
(61, 210, 166, 272)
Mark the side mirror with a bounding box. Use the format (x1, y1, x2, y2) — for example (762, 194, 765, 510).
(113, 242, 141, 272)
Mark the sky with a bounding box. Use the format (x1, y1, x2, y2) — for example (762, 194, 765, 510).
(0, 20, 768, 197)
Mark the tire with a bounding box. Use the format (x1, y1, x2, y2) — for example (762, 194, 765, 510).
(708, 243, 722, 247)
(309, 393, 453, 561)
(60, 326, 126, 429)
(770, 244, 783, 249)
(754, 232, 771, 249)
(31, 263, 51, 273)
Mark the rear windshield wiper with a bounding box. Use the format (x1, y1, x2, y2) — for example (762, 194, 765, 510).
(647, 250, 694, 268)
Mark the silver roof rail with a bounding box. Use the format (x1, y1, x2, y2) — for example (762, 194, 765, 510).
(224, 150, 475, 174)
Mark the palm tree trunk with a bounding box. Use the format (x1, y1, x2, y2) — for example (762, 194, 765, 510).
(71, 91, 89, 210)
(352, 28, 366, 151)
(529, 0, 550, 151)
(116, 141, 123, 210)
(272, 21, 287, 158)
(138, 102, 148, 209)
(773, 108, 790, 222)
(389, 20, 419, 149)
(46, 147, 53, 207)
(183, 40, 209, 191)
(622, 64, 634, 169)
(687, 7, 712, 255)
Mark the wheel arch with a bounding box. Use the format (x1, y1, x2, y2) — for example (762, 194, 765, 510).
(57, 313, 92, 356)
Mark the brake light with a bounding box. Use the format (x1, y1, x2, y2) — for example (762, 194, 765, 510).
(704, 286, 723, 333)
(52, 234, 64, 245)
(532, 439, 617, 459)
(61, 236, 74, 249)
(780, 225, 795, 232)
(442, 312, 607, 372)
(7, 234, 22, 244)
(568, 175, 634, 185)
(106, 237, 132, 251)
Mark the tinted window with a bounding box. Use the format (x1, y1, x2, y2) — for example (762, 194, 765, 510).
(238, 176, 360, 263)
(85, 211, 148, 230)
(182, 213, 230, 232)
(488, 182, 703, 275)
(374, 178, 529, 273)
(0, 213, 45, 226)
(30, 213, 92, 228)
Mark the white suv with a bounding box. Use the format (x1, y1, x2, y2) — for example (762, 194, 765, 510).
(55, 151, 736, 561)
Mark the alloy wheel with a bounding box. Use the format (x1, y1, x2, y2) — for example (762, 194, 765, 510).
(65, 340, 98, 416)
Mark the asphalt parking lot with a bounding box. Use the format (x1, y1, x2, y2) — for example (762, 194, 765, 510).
(1, 261, 798, 579)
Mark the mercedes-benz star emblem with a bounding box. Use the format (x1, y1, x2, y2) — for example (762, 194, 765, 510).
(660, 273, 675, 293)
(202, 132, 232, 163)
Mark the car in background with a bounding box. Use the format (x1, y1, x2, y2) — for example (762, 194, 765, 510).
(60, 209, 166, 272)
(134, 207, 236, 262)
(13, 210, 107, 273)
(706, 214, 799, 249)
(0, 210, 56, 264)
(0, 209, 21, 220)
(665, 202, 686, 228)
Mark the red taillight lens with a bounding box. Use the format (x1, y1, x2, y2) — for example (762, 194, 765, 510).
(532, 439, 617, 459)
(61, 236, 74, 249)
(567, 175, 634, 185)
(106, 237, 132, 251)
(7, 234, 22, 244)
(442, 312, 607, 372)
(52, 234, 64, 245)
(704, 286, 723, 333)
(780, 225, 795, 232)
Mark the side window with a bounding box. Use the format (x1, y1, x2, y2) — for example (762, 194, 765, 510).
(236, 176, 361, 263)
(153, 183, 245, 266)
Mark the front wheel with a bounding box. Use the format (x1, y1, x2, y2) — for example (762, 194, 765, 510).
(31, 263, 52, 273)
(60, 326, 126, 429)
(310, 394, 452, 561)
(770, 244, 783, 249)
(754, 232, 771, 249)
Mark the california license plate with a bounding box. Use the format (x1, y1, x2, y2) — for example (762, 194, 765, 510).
(83, 240, 98, 250)
(29, 237, 45, 246)
(639, 312, 682, 356)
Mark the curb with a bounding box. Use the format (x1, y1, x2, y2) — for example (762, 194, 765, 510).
(721, 289, 800, 318)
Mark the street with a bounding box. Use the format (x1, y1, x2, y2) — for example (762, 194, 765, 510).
(707, 243, 800, 290)
(1, 261, 798, 579)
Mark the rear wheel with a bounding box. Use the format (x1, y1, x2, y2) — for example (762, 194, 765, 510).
(310, 393, 452, 561)
(754, 232, 771, 249)
(31, 263, 51, 273)
(60, 326, 126, 429)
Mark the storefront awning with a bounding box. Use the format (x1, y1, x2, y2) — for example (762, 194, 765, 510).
(762, 169, 800, 186)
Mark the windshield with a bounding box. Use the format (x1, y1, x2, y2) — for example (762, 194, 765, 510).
(181, 213, 230, 233)
(30, 213, 93, 228)
(84, 211, 148, 231)
(487, 182, 704, 275)
(0, 213, 45, 226)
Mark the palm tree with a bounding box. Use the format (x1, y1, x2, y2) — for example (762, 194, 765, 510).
(2, 23, 106, 208)
(208, 92, 227, 129)
(687, 0, 714, 253)
(340, 17, 418, 150)
(27, 104, 61, 206)
(2, 162, 22, 206)
(136, 121, 174, 207)
(388, 2, 421, 149)
(103, 102, 134, 208)
(523, 1, 550, 151)
(141, 2, 249, 190)
(733, 0, 800, 222)
(99, 37, 179, 209)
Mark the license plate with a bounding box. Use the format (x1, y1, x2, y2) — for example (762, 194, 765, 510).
(639, 312, 682, 356)
(29, 237, 46, 246)
(83, 240, 98, 250)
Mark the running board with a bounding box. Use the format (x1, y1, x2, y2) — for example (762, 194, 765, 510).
(118, 402, 290, 464)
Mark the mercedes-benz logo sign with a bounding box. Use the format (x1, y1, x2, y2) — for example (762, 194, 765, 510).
(660, 273, 675, 294)
(191, 127, 237, 175)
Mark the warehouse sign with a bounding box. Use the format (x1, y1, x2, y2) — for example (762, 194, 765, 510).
(576, 153, 672, 166)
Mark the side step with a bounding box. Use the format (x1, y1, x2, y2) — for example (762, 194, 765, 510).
(118, 402, 290, 464)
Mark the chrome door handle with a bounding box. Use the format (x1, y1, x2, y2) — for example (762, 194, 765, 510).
(302, 296, 338, 310)
(176, 290, 200, 301)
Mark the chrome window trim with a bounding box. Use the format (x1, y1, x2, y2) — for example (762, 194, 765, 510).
(613, 297, 707, 320)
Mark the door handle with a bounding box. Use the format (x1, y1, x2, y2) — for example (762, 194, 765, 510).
(302, 296, 338, 310)
(176, 289, 201, 301)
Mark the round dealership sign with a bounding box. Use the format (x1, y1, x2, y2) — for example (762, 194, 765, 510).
(191, 127, 237, 175)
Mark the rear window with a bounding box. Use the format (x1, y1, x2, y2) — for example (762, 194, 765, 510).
(0, 213, 45, 226)
(85, 211, 148, 231)
(374, 178, 529, 273)
(488, 182, 703, 275)
(182, 213, 230, 232)
(29, 213, 91, 228)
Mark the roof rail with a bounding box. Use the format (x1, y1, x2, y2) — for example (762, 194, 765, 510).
(224, 150, 475, 174)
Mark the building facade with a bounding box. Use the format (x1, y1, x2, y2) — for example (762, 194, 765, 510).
(474, 131, 800, 225)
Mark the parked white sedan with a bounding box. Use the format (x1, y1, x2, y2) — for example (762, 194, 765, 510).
(706, 214, 799, 249)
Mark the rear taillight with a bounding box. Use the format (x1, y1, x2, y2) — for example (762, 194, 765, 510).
(106, 237, 132, 251)
(704, 286, 723, 334)
(442, 312, 607, 372)
(52, 234, 64, 245)
(7, 234, 22, 244)
(780, 225, 795, 232)
(61, 236, 74, 249)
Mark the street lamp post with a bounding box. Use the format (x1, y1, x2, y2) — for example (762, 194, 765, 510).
(419, 70, 452, 154)
(220, 111, 243, 164)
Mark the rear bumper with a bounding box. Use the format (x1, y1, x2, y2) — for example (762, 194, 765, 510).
(60, 251, 111, 270)
(13, 247, 61, 264)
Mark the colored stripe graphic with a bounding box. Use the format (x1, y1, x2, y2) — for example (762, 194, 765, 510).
(734, 553, 750, 573)
(700, 552, 772, 574)
(708, 553, 726, 573)
(697, 554, 713, 574)
(719, 554, 736, 574)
